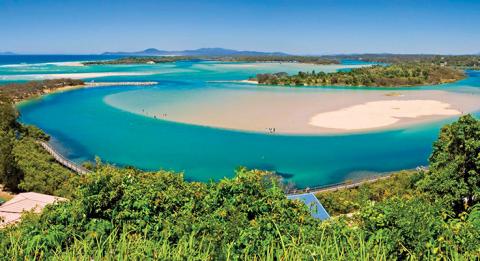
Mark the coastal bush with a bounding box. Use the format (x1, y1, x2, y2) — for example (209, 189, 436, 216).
(418, 114, 480, 213)
(0, 130, 22, 192)
(0, 78, 84, 101)
(1, 162, 479, 260)
(327, 54, 480, 69)
(254, 64, 465, 87)
(0, 166, 387, 260)
(13, 137, 76, 197)
(0, 97, 22, 191)
(0, 96, 18, 131)
(360, 197, 480, 259)
(0, 96, 75, 195)
(0, 164, 395, 260)
(316, 170, 420, 215)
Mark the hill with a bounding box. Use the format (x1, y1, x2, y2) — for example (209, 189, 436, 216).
(101, 47, 289, 56)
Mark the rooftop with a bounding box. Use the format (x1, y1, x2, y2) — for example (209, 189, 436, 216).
(0, 192, 65, 227)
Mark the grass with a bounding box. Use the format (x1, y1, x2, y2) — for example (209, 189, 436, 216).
(0, 188, 13, 204)
(0, 227, 389, 261)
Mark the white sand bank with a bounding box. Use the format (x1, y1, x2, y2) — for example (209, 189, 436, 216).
(309, 100, 461, 130)
(53, 62, 85, 67)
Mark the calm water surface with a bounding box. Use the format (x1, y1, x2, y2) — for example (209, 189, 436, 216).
(3, 56, 479, 188)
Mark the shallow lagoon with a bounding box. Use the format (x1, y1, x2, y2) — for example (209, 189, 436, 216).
(8, 57, 480, 188)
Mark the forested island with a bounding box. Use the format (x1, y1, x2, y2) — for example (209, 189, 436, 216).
(83, 55, 339, 65)
(0, 79, 84, 102)
(1, 83, 480, 258)
(83, 56, 200, 65)
(327, 54, 480, 69)
(253, 64, 465, 87)
(219, 55, 339, 64)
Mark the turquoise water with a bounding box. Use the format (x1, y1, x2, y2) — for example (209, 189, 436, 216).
(4, 56, 479, 188)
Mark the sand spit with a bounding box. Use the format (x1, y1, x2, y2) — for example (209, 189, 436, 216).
(309, 100, 461, 130)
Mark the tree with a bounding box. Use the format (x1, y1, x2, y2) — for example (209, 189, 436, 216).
(418, 114, 480, 213)
(0, 96, 18, 132)
(0, 130, 22, 191)
(0, 96, 22, 191)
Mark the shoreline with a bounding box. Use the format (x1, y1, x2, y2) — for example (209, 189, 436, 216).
(242, 76, 465, 88)
(45, 81, 158, 94)
(15, 81, 158, 105)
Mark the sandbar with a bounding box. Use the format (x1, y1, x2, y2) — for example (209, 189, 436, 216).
(104, 87, 480, 135)
(309, 100, 460, 130)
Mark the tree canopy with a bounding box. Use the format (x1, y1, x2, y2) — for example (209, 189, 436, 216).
(254, 64, 465, 87)
(418, 114, 480, 213)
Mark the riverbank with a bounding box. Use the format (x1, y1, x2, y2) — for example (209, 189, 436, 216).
(45, 81, 158, 94)
(8, 80, 158, 104)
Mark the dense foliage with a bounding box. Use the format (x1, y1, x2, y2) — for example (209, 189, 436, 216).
(0, 96, 22, 192)
(418, 114, 480, 213)
(83, 56, 202, 65)
(325, 54, 480, 69)
(1, 167, 388, 260)
(218, 56, 339, 64)
(360, 197, 480, 258)
(0, 96, 75, 195)
(316, 170, 421, 215)
(254, 64, 465, 87)
(0, 78, 84, 101)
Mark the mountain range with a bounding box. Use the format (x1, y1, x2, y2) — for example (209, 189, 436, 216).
(101, 48, 289, 56)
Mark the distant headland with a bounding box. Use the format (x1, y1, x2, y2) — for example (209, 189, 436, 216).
(101, 47, 290, 57)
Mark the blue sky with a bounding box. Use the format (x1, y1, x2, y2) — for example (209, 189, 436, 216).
(0, 0, 479, 54)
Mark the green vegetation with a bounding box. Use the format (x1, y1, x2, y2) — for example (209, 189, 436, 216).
(0, 167, 389, 260)
(326, 54, 480, 69)
(0, 96, 75, 196)
(0, 78, 479, 259)
(418, 114, 480, 213)
(84, 55, 339, 65)
(85, 54, 480, 69)
(0, 78, 84, 102)
(83, 56, 201, 65)
(254, 64, 465, 87)
(218, 55, 339, 64)
(316, 170, 421, 216)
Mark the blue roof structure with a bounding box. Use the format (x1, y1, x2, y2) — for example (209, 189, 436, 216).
(287, 193, 330, 220)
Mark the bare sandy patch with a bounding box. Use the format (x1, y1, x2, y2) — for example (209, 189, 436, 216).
(309, 100, 461, 130)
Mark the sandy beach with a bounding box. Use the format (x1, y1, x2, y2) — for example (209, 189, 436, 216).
(309, 100, 460, 130)
(105, 87, 480, 135)
(52, 61, 85, 67)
